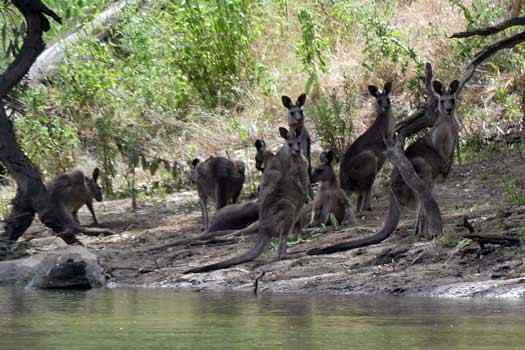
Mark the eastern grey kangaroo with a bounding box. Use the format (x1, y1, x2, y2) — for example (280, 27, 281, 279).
(190, 157, 245, 230)
(282, 94, 312, 178)
(340, 82, 394, 212)
(48, 168, 103, 225)
(310, 151, 353, 226)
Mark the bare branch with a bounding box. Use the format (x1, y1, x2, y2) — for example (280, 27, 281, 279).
(451, 16, 525, 38)
(457, 29, 525, 94)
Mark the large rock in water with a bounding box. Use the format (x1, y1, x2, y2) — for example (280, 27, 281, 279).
(0, 246, 106, 289)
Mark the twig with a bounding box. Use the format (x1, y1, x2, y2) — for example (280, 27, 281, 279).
(253, 272, 266, 296)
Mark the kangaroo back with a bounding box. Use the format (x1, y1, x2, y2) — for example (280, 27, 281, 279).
(48, 168, 102, 216)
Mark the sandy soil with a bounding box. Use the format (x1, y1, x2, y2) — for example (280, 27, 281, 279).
(4, 149, 525, 298)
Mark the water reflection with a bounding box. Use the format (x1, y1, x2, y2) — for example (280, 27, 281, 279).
(0, 288, 524, 350)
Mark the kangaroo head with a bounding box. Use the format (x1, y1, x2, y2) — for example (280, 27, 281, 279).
(234, 160, 246, 176)
(279, 127, 302, 156)
(368, 82, 392, 114)
(432, 80, 459, 117)
(282, 94, 306, 129)
(254, 139, 266, 173)
(311, 151, 335, 183)
(86, 168, 103, 202)
(190, 158, 201, 182)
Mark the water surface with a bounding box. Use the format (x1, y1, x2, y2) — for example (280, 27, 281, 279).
(1, 287, 524, 349)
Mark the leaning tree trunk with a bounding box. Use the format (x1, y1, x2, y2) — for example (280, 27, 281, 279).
(0, 1, 81, 244)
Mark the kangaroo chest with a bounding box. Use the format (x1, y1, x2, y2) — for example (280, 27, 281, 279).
(429, 117, 459, 163)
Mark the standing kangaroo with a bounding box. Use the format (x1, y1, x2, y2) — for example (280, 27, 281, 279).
(340, 82, 394, 212)
(310, 151, 353, 226)
(190, 157, 245, 231)
(47, 168, 103, 225)
(391, 79, 460, 236)
(185, 127, 309, 274)
(282, 94, 312, 178)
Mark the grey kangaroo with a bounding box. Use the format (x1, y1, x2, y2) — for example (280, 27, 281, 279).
(308, 77, 459, 255)
(47, 168, 103, 225)
(310, 151, 353, 227)
(185, 127, 309, 274)
(391, 79, 460, 236)
(340, 82, 394, 212)
(282, 94, 312, 178)
(190, 157, 245, 231)
(254, 139, 272, 173)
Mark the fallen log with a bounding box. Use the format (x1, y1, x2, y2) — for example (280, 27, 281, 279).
(460, 234, 522, 248)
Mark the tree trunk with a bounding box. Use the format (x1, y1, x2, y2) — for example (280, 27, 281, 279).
(0, 1, 81, 244)
(511, 0, 522, 19)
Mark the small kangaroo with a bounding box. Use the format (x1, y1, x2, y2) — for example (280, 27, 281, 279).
(340, 82, 394, 212)
(310, 151, 353, 227)
(190, 156, 245, 231)
(391, 79, 460, 236)
(47, 168, 103, 225)
(254, 139, 272, 173)
(282, 94, 312, 178)
(185, 127, 309, 274)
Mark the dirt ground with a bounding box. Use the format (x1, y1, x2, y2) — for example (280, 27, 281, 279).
(7, 149, 525, 298)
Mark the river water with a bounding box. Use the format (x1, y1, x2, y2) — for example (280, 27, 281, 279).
(1, 287, 524, 349)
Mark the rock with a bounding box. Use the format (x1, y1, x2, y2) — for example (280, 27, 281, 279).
(0, 246, 106, 289)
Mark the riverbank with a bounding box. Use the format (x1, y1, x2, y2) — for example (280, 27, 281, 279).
(3, 150, 525, 298)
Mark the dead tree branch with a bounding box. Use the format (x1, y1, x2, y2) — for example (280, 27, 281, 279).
(451, 17, 525, 38)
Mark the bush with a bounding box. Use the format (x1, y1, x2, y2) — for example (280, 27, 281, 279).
(306, 77, 357, 158)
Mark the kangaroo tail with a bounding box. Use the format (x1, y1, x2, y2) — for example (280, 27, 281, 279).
(184, 233, 271, 274)
(307, 191, 400, 255)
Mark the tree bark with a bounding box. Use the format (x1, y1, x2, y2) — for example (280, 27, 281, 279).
(0, 1, 81, 244)
(27, 0, 148, 85)
(510, 0, 522, 19)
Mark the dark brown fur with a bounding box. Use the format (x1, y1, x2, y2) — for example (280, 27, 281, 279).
(340, 82, 394, 212)
(190, 156, 245, 231)
(185, 127, 309, 273)
(47, 168, 103, 225)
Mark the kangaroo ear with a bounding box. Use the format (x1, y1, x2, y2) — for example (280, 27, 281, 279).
(432, 80, 444, 96)
(449, 80, 460, 95)
(296, 93, 306, 107)
(191, 158, 200, 168)
(254, 139, 265, 151)
(279, 127, 289, 140)
(368, 85, 379, 97)
(383, 81, 393, 95)
(282, 95, 293, 109)
(92, 168, 100, 182)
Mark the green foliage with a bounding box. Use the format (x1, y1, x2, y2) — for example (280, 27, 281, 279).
(439, 231, 460, 248)
(16, 88, 79, 176)
(504, 177, 525, 205)
(167, 0, 260, 107)
(296, 8, 328, 76)
(447, 0, 505, 64)
(358, 3, 420, 76)
(306, 82, 356, 158)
